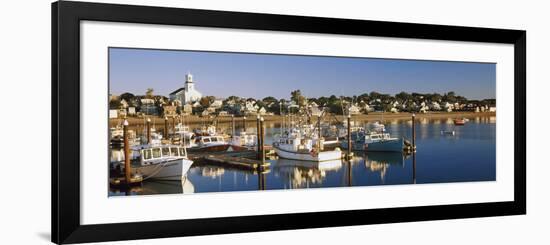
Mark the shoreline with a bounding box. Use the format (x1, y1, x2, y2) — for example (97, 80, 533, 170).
(110, 111, 496, 127)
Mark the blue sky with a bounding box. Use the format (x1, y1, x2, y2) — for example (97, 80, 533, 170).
(109, 48, 496, 100)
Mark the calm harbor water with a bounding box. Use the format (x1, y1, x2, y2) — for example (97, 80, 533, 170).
(109, 116, 496, 196)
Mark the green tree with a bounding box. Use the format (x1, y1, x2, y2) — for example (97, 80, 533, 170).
(395, 91, 412, 103)
(145, 88, 154, 98)
(291, 90, 307, 108)
(199, 97, 211, 108)
(262, 96, 278, 105)
(109, 98, 121, 109)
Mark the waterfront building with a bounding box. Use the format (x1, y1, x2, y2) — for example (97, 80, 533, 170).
(169, 73, 203, 105)
(349, 104, 361, 115)
(140, 98, 158, 115)
(163, 105, 177, 118)
(183, 104, 193, 115)
(210, 98, 224, 109)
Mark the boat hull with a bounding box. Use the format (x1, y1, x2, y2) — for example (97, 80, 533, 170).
(341, 138, 404, 152)
(135, 158, 194, 180)
(188, 144, 231, 153)
(274, 145, 342, 162)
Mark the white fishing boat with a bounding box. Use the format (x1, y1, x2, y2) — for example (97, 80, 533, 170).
(230, 131, 257, 149)
(110, 125, 140, 146)
(171, 123, 196, 147)
(273, 129, 342, 162)
(129, 144, 194, 180)
(140, 127, 163, 146)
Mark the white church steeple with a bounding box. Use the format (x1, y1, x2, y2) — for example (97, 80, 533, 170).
(170, 72, 203, 104)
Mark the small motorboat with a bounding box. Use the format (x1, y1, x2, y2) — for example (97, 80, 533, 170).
(441, 130, 456, 135)
(453, 118, 466, 125)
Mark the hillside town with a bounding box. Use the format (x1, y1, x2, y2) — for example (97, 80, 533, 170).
(109, 73, 496, 119)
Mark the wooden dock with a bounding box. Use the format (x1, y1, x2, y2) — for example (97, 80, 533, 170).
(203, 154, 270, 170)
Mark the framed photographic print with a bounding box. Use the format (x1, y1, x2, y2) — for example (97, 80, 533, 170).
(52, 1, 526, 244)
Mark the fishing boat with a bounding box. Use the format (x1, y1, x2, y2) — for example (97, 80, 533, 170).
(340, 130, 405, 152)
(170, 123, 196, 147)
(190, 135, 231, 152)
(139, 127, 163, 146)
(117, 144, 194, 180)
(110, 125, 139, 146)
(229, 131, 257, 150)
(273, 129, 342, 162)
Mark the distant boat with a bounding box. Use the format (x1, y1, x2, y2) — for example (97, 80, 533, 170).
(453, 118, 466, 125)
(441, 130, 456, 135)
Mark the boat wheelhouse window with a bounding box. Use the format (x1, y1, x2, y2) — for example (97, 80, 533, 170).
(162, 147, 170, 156)
(152, 148, 161, 158)
(211, 137, 218, 142)
(203, 138, 211, 143)
(170, 147, 178, 156)
(142, 149, 152, 160)
(179, 147, 185, 156)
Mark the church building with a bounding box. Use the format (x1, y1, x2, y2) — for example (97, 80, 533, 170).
(169, 73, 203, 104)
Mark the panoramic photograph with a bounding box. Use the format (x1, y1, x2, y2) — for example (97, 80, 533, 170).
(107, 47, 496, 196)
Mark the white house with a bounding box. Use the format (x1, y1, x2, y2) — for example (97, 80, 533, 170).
(443, 102, 453, 112)
(258, 107, 267, 115)
(431, 101, 441, 111)
(183, 104, 193, 114)
(140, 98, 157, 115)
(210, 98, 224, 109)
(169, 73, 203, 104)
(348, 104, 361, 115)
(120, 99, 129, 108)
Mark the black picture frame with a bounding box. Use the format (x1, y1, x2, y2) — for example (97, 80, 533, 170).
(52, 1, 526, 244)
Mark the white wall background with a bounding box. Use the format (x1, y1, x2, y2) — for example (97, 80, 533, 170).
(0, 0, 547, 244)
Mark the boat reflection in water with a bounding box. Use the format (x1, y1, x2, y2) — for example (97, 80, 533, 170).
(109, 177, 195, 196)
(272, 159, 343, 189)
(362, 152, 408, 183)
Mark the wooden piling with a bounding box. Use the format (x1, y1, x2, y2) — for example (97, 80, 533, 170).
(412, 113, 416, 151)
(317, 115, 322, 150)
(256, 115, 261, 160)
(164, 116, 168, 138)
(172, 116, 176, 133)
(243, 116, 247, 132)
(231, 115, 235, 137)
(260, 117, 265, 163)
(146, 118, 151, 144)
(347, 114, 352, 158)
(123, 120, 131, 185)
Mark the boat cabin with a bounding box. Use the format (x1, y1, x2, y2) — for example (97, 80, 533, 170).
(195, 135, 226, 146)
(139, 146, 187, 165)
